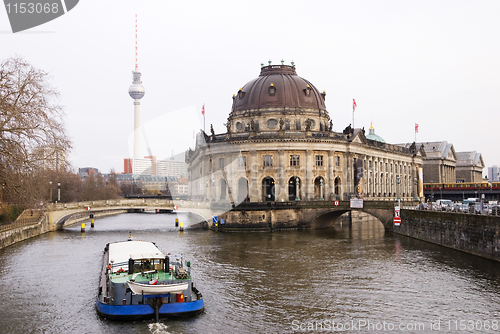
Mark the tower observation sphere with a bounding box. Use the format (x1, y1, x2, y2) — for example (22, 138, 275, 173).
(129, 70, 145, 99)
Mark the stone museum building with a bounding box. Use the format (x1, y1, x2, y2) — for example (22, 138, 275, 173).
(186, 63, 426, 205)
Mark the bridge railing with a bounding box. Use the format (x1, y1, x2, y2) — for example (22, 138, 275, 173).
(403, 203, 500, 216)
(48, 198, 176, 211)
(0, 209, 46, 233)
(232, 200, 399, 210)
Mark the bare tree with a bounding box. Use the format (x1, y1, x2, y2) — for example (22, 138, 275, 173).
(81, 172, 121, 201)
(0, 56, 71, 206)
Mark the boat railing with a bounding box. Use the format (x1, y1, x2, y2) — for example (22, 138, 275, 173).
(110, 261, 128, 272)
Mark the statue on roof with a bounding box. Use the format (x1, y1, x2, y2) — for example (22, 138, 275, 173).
(305, 118, 312, 131)
(409, 142, 416, 153)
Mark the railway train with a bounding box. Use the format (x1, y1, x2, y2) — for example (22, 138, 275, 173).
(423, 182, 500, 201)
(423, 182, 500, 191)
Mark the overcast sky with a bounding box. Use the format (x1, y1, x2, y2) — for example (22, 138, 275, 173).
(1, 0, 499, 176)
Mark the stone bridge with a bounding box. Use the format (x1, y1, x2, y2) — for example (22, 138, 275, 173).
(45, 199, 401, 231)
(219, 200, 399, 231)
(47, 199, 223, 230)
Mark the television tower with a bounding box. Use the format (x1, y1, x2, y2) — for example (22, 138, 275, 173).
(128, 14, 145, 159)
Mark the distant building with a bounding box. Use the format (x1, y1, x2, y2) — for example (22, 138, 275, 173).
(36, 146, 66, 172)
(124, 157, 156, 175)
(456, 151, 484, 183)
(124, 159, 133, 174)
(78, 167, 99, 179)
(488, 165, 500, 182)
(115, 173, 188, 196)
(401, 142, 486, 184)
(157, 159, 188, 178)
(124, 155, 188, 178)
(175, 177, 189, 196)
(419, 141, 457, 183)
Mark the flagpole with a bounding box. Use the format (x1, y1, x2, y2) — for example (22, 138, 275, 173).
(352, 99, 357, 129)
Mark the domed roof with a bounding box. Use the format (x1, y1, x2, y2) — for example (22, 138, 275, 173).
(366, 122, 385, 143)
(231, 64, 326, 113)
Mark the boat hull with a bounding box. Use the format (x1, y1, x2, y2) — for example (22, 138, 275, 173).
(96, 297, 204, 321)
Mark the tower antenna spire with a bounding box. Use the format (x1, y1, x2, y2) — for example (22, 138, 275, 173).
(129, 13, 145, 161)
(135, 14, 138, 71)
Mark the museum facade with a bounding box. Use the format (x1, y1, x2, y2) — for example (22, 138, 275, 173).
(186, 63, 425, 205)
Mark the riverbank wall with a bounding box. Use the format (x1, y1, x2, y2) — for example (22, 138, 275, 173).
(0, 212, 50, 250)
(395, 210, 500, 262)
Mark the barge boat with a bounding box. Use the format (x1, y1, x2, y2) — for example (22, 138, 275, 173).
(96, 239, 204, 321)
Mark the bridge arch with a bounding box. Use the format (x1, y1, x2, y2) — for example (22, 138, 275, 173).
(308, 208, 394, 230)
(309, 209, 349, 229)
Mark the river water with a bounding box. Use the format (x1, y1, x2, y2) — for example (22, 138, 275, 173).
(0, 212, 499, 333)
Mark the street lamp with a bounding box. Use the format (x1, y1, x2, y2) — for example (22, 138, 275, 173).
(430, 181, 434, 209)
(295, 177, 300, 201)
(49, 181, 52, 203)
(211, 178, 215, 201)
(396, 175, 401, 208)
(414, 177, 418, 202)
(320, 178, 324, 201)
(57, 182, 61, 203)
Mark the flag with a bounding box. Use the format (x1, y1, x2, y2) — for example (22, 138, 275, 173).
(201, 104, 205, 116)
(415, 123, 419, 133)
(353, 99, 357, 112)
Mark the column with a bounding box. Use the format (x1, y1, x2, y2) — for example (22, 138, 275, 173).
(344, 153, 350, 200)
(249, 150, 259, 202)
(328, 151, 334, 200)
(305, 150, 313, 200)
(277, 150, 287, 202)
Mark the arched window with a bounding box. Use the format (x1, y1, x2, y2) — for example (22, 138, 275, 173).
(262, 177, 275, 202)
